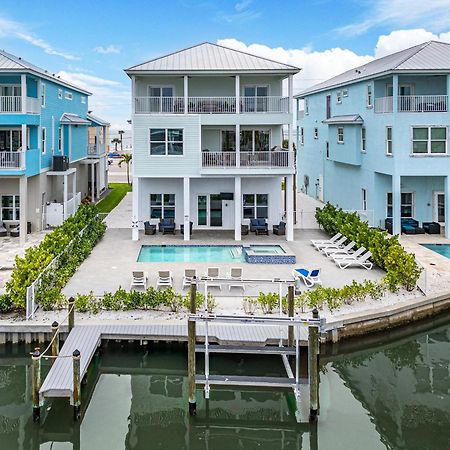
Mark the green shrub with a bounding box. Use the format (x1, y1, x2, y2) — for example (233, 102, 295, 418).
(0, 294, 12, 313)
(256, 292, 279, 314)
(182, 291, 216, 313)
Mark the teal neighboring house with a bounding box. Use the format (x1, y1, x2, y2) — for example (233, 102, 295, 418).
(296, 41, 450, 237)
(0, 50, 110, 242)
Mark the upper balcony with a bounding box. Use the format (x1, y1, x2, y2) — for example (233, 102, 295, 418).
(0, 148, 40, 176)
(0, 96, 40, 114)
(0, 74, 41, 116)
(375, 95, 448, 113)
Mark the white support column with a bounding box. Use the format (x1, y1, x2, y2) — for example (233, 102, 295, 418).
(21, 124, 27, 169)
(234, 176, 242, 241)
(72, 171, 77, 203)
(95, 162, 100, 199)
(21, 74, 26, 113)
(236, 123, 240, 168)
(132, 177, 139, 241)
(288, 74, 293, 114)
(19, 176, 27, 246)
(392, 75, 398, 113)
(445, 176, 450, 239)
(184, 75, 188, 115)
(68, 126, 72, 161)
(51, 116, 55, 155)
(183, 177, 190, 241)
(131, 76, 136, 115)
(235, 75, 240, 114)
(90, 163, 95, 201)
(286, 175, 294, 241)
(63, 174, 68, 220)
(392, 174, 401, 235)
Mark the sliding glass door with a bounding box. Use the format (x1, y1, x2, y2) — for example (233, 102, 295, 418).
(197, 194, 223, 227)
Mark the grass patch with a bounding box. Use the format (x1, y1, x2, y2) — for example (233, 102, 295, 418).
(96, 183, 132, 214)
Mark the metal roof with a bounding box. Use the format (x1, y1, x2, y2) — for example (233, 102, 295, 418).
(126, 42, 300, 74)
(87, 113, 110, 127)
(0, 49, 91, 95)
(297, 41, 450, 97)
(323, 114, 364, 125)
(60, 113, 90, 125)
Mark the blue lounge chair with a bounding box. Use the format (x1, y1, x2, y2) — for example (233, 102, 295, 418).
(292, 268, 322, 288)
(160, 218, 175, 234)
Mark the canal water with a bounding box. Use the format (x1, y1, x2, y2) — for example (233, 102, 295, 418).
(1, 316, 449, 449)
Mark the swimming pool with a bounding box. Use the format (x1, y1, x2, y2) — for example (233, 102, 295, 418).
(136, 244, 294, 264)
(421, 243, 450, 259)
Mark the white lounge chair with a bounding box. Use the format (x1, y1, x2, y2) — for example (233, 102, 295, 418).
(334, 251, 373, 270)
(331, 246, 366, 262)
(314, 235, 347, 251)
(292, 268, 322, 288)
(182, 268, 197, 290)
(229, 267, 245, 291)
(311, 232, 342, 246)
(206, 267, 222, 290)
(322, 241, 356, 258)
(131, 271, 148, 289)
(157, 270, 173, 288)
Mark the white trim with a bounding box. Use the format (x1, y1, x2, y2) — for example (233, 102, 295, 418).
(366, 83, 373, 108)
(361, 187, 367, 211)
(65, 91, 73, 100)
(386, 126, 393, 155)
(360, 126, 366, 153)
(433, 191, 445, 224)
(337, 126, 344, 144)
(41, 82, 46, 108)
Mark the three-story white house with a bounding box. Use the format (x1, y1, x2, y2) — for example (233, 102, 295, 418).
(126, 42, 299, 241)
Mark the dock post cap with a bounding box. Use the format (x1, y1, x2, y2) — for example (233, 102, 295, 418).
(73, 349, 81, 358)
(312, 308, 319, 319)
(32, 349, 40, 358)
(51, 321, 59, 328)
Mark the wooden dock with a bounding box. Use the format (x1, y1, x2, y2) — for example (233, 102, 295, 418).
(39, 323, 308, 403)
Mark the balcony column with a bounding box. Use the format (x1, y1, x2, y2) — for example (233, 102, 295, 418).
(236, 124, 240, 168)
(184, 76, 188, 115)
(392, 75, 398, 113)
(21, 124, 27, 169)
(286, 174, 294, 241)
(96, 162, 100, 199)
(234, 176, 242, 241)
(445, 176, 450, 239)
(19, 176, 27, 246)
(235, 75, 240, 114)
(392, 174, 401, 235)
(131, 76, 136, 115)
(90, 163, 95, 201)
(63, 173, 68, 221)
(21, 74, 26, 113)
(183, 177, 190, 241)
(132, 177, 140, 241)
(72, 171, 77, 205)
(288, 75, 293, 114)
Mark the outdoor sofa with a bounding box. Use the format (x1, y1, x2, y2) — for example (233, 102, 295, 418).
(385, 218, 425, 235)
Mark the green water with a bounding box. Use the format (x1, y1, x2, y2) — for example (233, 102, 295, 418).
(1, 317, 450, 450)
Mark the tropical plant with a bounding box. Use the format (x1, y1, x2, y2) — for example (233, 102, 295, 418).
(111, 137, 121, 152)
(118, 153, 132, 185)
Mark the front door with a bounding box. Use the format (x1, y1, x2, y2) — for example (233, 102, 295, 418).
(434, 192, 445, 224)
(197, 194, 223, 227)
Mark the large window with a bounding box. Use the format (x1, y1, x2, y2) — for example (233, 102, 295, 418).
(336, 90, 342, 104)
(150, 194, 175, 219)
(386, 127, 393, 155)
(243, 194, 268, 219)
(0, 129, 21, 151)
(149, 128, 183, 155)
(412, 126, 447, 154)
(240, 130, 270, 152)
(387, 192, 414, 218)
(243, 85, 269, 112)
(1, 195, 20, 221)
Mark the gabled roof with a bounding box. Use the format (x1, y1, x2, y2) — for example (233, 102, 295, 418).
(323, 114, 364, 125)
(126, 42, 300, 75)
(87, 113, 110, 127)
(0, 49, 91, 95)
(297, 41, 450, 97)
(60, 113, 90, 125)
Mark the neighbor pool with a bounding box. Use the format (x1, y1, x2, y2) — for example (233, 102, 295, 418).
(421, 243, 450, 259)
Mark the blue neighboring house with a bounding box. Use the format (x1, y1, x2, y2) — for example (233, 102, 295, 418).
(0, 50, 109, 242)
(295, 41, 450, 237)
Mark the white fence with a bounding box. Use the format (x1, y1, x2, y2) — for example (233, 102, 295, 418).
(0, 151, 22, 169)
(343, 209, 375, 227)
(26, 97, 40, 114)
(65, 192, 82, 218)
(240, 96, 289, 113)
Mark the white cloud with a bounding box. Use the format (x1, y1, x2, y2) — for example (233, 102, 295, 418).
(337, 0, 450, 36)
(216, 0, 261, 23)
(94, 45, 121, 55)
(0, 16, 78, 60)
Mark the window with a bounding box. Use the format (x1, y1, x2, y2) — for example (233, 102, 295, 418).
(41, 83, 46, 107)
(221, 130, 236, 151)
(240, 129, 270, 152)
(58, 89, 62, 100)
(1, 195, 20, 221)
(0, 129, 22, 151)
(150, 194, 175, 219)
(65, 91, 73, 100)
(243, 194, 268, 219)
(342, 89, 348, 97)
(412, 126, 447, 154)
(361, 127, 366, 152)
(314, 127, 318, 139)
(149, 128, 183, 155)
(366, 84, 372, 108)
(387, 192, 414, 218)
(81, 96, 86, 104)
(361, 188, 367, 211)
(58, 127, 62, 151)
(304, 98, 309, 115)
(0, 85, 21, 97)
(41, 127, 46, 154)
(337, 127, 344, 144)
(300, 127, 304, 145)
(386, 127, 393, 155)
(336, 90, 342, 104)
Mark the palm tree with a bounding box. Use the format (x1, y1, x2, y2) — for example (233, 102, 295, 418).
(111, 138, 121, 152)
(118, 130, 125, 152)
(118, 153, 132, 185)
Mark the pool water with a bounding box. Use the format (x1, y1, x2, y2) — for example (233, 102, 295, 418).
(137, 245, 285, 263)
(421, 243, 450, 258)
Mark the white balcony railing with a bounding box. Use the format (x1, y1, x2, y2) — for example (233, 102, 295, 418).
(0, 96, 40, 113)
(26, 97, 40, 114)
(398, 95, 448, 112)
(0, 151, 22, 169)
(374, 96, 393, 113)
(201, 151, 293, 169)
(134, 96, 290, 114)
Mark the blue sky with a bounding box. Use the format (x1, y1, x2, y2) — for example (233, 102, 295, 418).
(1, 0, 450, 129)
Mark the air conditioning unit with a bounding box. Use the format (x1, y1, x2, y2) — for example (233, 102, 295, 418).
(53, 155, 69, 171)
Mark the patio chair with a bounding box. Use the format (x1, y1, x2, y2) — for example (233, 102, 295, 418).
(182, 268, 197, 290)
(333, 251, 373, 270)
(321, 241, 356, 258)
(273, 221, 286, 235)
(311, 232, 342, 246)
(206, 267, 222, 290)
(130, 271, 148, 289)
(160, 218, 175, 235)
(292, 268, 322, 288)
(10, 225, 19, 238)
(314, 235, 347, 251)
(423, 222, 441, 234)
(144, 221, 156, 235)
(250, 218, 268, 235)
(0, 221, 7, 237)
(157, 270, 173, 289)
(331, 247, 366, 263)
(229, 267, 245, 291)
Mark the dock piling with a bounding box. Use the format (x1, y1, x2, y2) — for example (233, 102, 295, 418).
(31, 348, 41, 422)
(51, 321, 59, 358)
(309, 308, 320, 422)
(188, 282, 197, 416)
(68, 297, 75, 333)
(287, 285, 295, 347)
(72, 349, 81, 421)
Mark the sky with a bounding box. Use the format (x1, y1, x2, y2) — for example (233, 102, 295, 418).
(1, 0, 450, 130)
